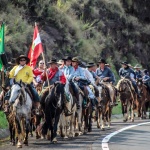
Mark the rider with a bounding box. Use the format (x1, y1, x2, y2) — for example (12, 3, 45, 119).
(80, 62, 98, 110)
(33, 60, 45, 87)
(134, 64, 142, 79)
(68, 57, 88, 108)
(5, 55, 40, 111)
(96, 58, 117, 106)
(62, 56, 80, 109)
(119, 61, 141, 98)
(142, 69, 150, 93)
(96, 59, 115, 84)
(41, 58, 72, 116)
(86, 62, 101, 108)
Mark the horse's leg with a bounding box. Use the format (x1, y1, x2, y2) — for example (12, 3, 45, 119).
(88, 106, 92, 132)
(101, 113, 105, 130)
(97, 109, 101, 128)
(108, 108, 111, 128)
(131, 101, 134, 122)
(15, 116, 22, 148)
(52, 113, 61, 143)
(23, 117, 30, 146)
(69, 112, 75, 138)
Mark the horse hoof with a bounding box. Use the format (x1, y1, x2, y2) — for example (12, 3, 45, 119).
(17, 144, 22, 148)
(47, 135, 51, 140)
(23, 141, 28, 146)
(102, 128, 105, 131)
(64, 136, 68, 139)
(52, 138, 57, 143)
(88, 128, 92, 132)
(69, 132, 74, 138)
(75, 132, 79, 137)
(123, 119, 127, 122)
(30, 133, 33, 137)
(131, 119, 134, 122)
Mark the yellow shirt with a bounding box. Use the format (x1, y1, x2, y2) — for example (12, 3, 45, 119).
(9, 65, 33, 84)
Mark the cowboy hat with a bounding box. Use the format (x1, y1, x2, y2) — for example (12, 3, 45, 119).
(121, 61, 129, 66)
(86, 62, 95, 68)
(72, 57, 80, 63)
(48, 58, 57, 64)
(16, 55, 30, 65)
(98, 58, 106, 64)
(8, 58, 16, 66)
(62, 56, 72, 61)
(134, 64, 142, 69)
(105, 63, 110, 67)
(57, 59, 64, 65)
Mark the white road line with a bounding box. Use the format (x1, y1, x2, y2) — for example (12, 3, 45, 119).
(102, 122, 150, 150)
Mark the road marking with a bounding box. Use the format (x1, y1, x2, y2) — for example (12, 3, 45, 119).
(102, 122, 150, 150)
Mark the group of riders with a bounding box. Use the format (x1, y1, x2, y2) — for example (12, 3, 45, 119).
(1, 54, 150, 116)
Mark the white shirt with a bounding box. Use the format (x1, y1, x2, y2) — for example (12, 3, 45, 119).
(83, 68, 95, 84)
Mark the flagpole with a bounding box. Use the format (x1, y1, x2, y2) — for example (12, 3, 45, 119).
(34, 22, 50, 89)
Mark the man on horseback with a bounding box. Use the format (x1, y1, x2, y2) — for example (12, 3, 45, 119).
(68, 57, 88, 108)
(134, 64, 142, 79)
(119, 61, 141, 98)
(62, 56, 80, 109)
(142, 69, 150, 93)
(96, 58, 117, 106)
(96, 59, 115, 84)
(41, 58, 72, 116)
(4, 55, 40, 112)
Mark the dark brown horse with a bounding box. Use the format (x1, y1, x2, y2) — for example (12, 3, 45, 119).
(136, 79, 150, 119)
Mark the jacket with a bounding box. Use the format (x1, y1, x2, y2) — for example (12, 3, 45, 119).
(9, 65, 33, 84)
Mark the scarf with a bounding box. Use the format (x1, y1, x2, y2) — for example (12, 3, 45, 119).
(14, 65, 26, 77)
(48, 67, 59, 80)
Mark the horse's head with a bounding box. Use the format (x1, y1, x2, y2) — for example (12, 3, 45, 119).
(136, 78, 143, 93)
(9, 80, 25, 104)
(116, 79, 128, 93)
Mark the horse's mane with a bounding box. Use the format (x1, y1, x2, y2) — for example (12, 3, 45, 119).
(116, 78, 134, 91)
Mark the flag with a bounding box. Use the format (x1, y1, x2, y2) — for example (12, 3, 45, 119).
(0, 23, 5, 69)
(28, 24, 43, 69)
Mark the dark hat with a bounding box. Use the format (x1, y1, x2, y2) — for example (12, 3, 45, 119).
(62, 56, 72, 61)
(8, 58, 16, 66)
(143, 69, 149, 75)
(80, 62, 86, 68)
(121, 61, 129, 66)
(48, 58, 57, 64)
(86, 62, 95, 68)
(72, 57, 80, 63)
(98, 58, 106, 64)
(16, 55, 30, 65)
(134, 64, 142, 69)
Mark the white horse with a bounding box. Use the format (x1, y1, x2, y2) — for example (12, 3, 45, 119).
(9, 81, 32, 148)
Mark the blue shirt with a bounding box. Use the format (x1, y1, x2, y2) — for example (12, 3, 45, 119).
(68, 66, 85, 81)
(63, 65, 74, 80)
(96, 67, 115, 83)
(142, 75, 150, 83)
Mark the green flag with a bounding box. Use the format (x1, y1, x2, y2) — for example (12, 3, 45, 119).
(0, 23, 5, 69)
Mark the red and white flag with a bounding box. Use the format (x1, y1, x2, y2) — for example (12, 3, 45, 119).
(28, 24, 43, 69)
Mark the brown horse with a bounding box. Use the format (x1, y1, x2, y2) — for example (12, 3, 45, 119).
(136, 79, 150, 119)
(116, 78, 139, 122)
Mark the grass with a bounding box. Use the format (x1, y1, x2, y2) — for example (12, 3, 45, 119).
(112, 102, 122, 115)
(0, 111, 8, 129)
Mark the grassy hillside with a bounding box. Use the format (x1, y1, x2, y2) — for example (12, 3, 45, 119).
(0, 0, 150, 74)
(0, 111, 8, 129)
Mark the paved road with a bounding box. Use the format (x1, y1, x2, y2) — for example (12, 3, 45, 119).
(1, 117, 150, 150)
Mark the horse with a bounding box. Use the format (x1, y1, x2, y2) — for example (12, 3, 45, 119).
(42, 83, 64, 143)
(136, 78, 150, 119)
(59, 79, 76, 138)
(9, 80, 32, 148)
(96, 82, 112, 130)
(116, 78, 138, 122)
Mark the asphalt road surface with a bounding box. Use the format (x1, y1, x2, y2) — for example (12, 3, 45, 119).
(1, 117, 150, 150)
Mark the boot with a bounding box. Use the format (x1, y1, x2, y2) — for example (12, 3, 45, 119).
(75, 92, 80, 109)
(91, 98, 96, 111)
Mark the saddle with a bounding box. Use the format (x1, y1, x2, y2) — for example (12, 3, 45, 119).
(25, 86, 33, 100)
